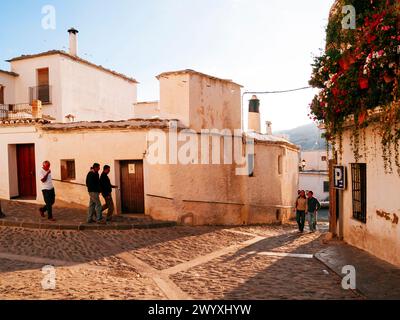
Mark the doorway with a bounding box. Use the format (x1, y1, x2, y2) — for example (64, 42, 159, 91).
(16, 144, 37, 199)
(120, 160, 144, 214)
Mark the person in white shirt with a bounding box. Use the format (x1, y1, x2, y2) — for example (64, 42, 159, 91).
(39, 161, 56, 221)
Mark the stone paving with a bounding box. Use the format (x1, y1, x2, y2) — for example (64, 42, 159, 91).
(0, 215, 367, 300)
(0, 200, 176, 230)
(316, 244, 400, 300)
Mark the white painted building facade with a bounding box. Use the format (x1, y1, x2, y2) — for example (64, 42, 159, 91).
(299, 151, 329, 202)
(0, 29, 300, 226)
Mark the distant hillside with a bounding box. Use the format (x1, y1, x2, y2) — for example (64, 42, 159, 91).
(276, 123, 327, 151)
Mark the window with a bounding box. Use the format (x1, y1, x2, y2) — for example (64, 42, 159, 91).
(30, 68, 51, 104)
(323, 181, 330, 193)
(351, 163, 367, 223)
(321, 156, 327, 162)
(0, 86, 4, 104)
(61, 160, 76, 181)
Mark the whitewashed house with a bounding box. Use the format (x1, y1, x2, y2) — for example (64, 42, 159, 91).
(0, 29, 300, 226)
(299, 150, 329, 203)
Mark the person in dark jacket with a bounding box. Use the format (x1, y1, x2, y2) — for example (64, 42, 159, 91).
(86, 163, 104, 224)
(100, 165, 115, 222)
(307, 191, 321, 233)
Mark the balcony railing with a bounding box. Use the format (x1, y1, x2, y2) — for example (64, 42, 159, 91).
(29, 85, 52, 105)
(0, 103, 41, 120)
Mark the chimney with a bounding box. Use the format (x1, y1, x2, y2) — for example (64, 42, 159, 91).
(265, 121, 272, 135)
(248, 95, 261, 133)
(68, 28, 79, 56)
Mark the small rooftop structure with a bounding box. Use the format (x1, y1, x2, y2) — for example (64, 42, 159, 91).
(156, 69, 243, 88)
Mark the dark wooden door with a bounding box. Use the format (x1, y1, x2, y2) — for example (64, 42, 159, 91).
(120, 160, 144, 214)
(17, 144, 37, 198)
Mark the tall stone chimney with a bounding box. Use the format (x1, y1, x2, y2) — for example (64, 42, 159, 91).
(248, 95, 261, 133)
(68, 28, 79, 56)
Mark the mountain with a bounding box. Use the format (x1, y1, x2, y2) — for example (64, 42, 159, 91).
(275, 123, 327, 151)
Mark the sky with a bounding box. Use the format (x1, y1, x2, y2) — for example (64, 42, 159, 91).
(0, 0, 334, 131)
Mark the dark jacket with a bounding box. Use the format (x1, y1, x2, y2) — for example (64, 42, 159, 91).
(100, 172, 112, 197)
(86, 171, 101, 193)
(307, 197, 321, 213)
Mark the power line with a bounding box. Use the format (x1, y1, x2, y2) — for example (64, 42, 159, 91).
(243, 86, 312, 95)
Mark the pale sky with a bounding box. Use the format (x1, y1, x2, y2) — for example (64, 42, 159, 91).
(0, 0, 334, 131)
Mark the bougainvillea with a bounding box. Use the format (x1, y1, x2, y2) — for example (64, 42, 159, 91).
(309, 0, 400, 172)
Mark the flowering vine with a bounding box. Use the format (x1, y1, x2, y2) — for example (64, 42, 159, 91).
(309, 0, 400, 173)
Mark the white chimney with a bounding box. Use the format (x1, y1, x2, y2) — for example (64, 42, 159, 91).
(248, 95, 261, 133)
(68, 28, 79, 56)
(266, 121, 272, 135)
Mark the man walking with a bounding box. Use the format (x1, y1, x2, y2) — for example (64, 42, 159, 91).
(295, 190, 307, 233)
(100, 165, 115, 222)
(307, 191, 321, 233)
(39, 161, 56, 222)
(86, 163, 104, 224)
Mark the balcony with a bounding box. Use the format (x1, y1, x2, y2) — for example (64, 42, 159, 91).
(29, 85, 52, 105)
(0, 102, 43, 121)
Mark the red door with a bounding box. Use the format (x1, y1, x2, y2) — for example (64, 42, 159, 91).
(120, 160, 145, 214)
(17, 144, 37, 198)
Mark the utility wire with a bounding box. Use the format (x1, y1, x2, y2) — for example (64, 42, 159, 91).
(243, 86, 312, 95)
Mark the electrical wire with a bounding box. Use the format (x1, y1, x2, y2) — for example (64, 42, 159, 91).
(243, 86, 312, 95)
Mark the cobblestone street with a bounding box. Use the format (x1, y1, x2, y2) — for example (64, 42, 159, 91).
(0, 220, 363, 300)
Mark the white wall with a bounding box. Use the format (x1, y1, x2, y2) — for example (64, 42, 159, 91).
(299, 172, 329, 201)
(301, 150, 328, 171)
(338, 124, 400, 267)
(10, 55, 62, 120)
(9, 54, 137, 122)
(159, 72, 242, 132)
(133, 101, 160, 118)
(0, 73, 16, 105)
(59, 56, 137, 122)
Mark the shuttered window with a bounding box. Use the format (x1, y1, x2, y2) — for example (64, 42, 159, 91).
(61, 160, 76, 181)
(351, 163, 367, 223)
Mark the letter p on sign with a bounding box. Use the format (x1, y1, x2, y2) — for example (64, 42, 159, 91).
(334, 166, 345, 190)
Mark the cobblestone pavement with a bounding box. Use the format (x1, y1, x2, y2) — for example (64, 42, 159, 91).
(0, 221, 363, 300)
(0, 200, 175, 230)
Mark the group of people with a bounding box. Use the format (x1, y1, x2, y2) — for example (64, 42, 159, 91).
(38, 161, 116, 224)
(294, 190, 321, 233)
(86, 163, 116, 224)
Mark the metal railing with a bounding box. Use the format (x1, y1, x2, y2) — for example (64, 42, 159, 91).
(29, 85, 52, 105)
(0, 103, 34, 120)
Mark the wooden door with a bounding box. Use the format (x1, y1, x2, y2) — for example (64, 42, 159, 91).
(120, 160, 144, 214)
(0, 86, 4, 104)
(17, 144, 37, 198)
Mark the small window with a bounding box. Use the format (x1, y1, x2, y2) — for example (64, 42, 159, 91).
(351, 163, 367, 223)
(323, 181, 330, 193)
(61, 160, 76, 181)
(321, 156, 327, 162)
